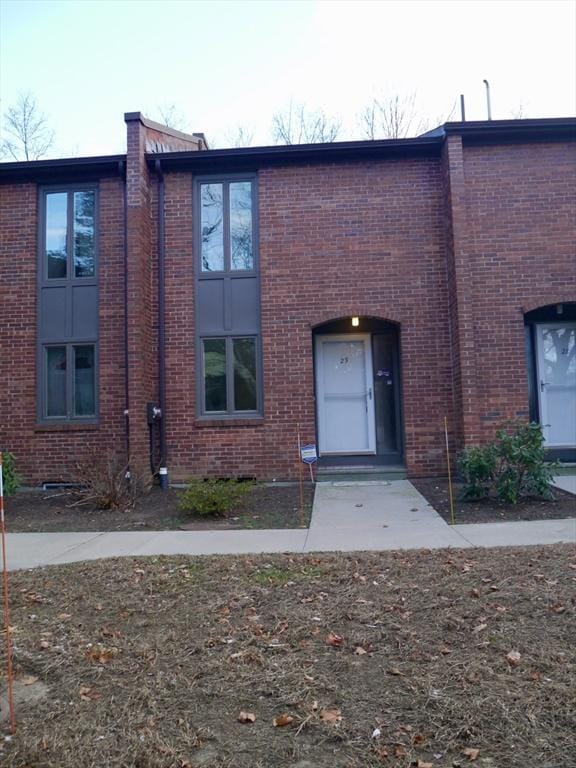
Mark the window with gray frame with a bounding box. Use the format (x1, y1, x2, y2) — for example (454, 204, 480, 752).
(195, 176, 261, 417)
(38, 186, 98, 421)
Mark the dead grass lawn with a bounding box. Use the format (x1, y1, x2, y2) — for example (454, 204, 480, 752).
(1, 545, 575, 767)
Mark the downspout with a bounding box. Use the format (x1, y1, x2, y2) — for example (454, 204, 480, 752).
(155, 159, 168, 490)
(120, 160, 131, 478)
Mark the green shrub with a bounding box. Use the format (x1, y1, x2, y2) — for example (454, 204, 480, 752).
(1, 452, 21, 496)
(458, 422, 557, 504)
(178, 478, 255, 516)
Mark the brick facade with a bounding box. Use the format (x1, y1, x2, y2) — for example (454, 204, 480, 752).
(1, 117, 574, 485)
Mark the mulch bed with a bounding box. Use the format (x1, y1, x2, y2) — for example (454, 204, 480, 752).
(1, 546, 575, 767)
(412, 478, 576, 525)
(5, 484, 314, 533)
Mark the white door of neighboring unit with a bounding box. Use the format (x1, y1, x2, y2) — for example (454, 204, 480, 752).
(315, 334, 376, 455)
(535, 323, 576, 448)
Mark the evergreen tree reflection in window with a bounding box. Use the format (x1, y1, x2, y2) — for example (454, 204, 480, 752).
(73, 191, 95, 277)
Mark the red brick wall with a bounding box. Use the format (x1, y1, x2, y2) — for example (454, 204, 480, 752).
(160, 158, 456, 481)
(461, 141, 576, 442)
(0, 178, 126, 484)
(2, 135, 574, 485)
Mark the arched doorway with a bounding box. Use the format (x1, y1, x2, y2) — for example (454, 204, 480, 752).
(525, 302, 576, 461)
(313, 317, 403, 467)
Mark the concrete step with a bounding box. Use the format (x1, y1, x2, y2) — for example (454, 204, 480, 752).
(316, 466, 407, 483)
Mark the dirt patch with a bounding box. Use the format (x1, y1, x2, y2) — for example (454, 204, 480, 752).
(1, 546, 575, 767)
(5, 484, 314, 533)
(412, 477, 576, 524)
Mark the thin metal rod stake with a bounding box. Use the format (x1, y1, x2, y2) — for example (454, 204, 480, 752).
(0, 453, 16, 734)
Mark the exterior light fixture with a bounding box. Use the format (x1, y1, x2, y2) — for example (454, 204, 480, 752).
(351, 316, 359, 327)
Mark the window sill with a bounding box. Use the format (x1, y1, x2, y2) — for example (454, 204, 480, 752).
(35, 422, 99, 433)
(195, 417, 264, 428)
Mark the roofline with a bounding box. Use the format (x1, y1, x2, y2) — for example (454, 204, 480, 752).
(0, 117, 573, 183)
(0, 154, 126, 184)
(146, 135, 442, 173)
(442, 117, 576, 143)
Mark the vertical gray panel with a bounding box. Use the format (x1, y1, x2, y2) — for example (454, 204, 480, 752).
(72, 285, 98, 339)
(40, 287, 67, 341)
(197, 279, 225, 333)
(231, 277, 258, 332)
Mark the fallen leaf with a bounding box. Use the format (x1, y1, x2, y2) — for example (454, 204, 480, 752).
(506, 650, 521, 667)
(273, 714, 294, 727)
(57, 613, 72, 620)
(417, 761, 433, 768)
(38, 640, 50, 650)
(440, 645, 452, 655)
(319, 708, 342, 724)
(550, 604, 566, 614)
(237, 711, 256, 723)
(463, 746, 480, 760)
(21, 675, 39, 686)
(325, 632, 344, 647)
(85, 646, 118, 665)
(413, 733, 426, 745)
(394, 745, 407, 757)
(472, 623, 487, 634)
(94, 604, 104, 612)
(387, 667, 404, 676)
(470, 588, 480, 598)
(79, 685, 101, 701)
(354, 646, 368, 655)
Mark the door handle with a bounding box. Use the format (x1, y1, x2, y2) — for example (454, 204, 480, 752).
(540, 379, 548, 392)
(368, 387, 372, 400)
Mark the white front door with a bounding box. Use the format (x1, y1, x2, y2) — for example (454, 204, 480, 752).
(535, 323, 576, 448)
(315, 334, 376, 455)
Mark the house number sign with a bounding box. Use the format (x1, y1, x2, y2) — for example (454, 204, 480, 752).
(301, 444, 318, 464)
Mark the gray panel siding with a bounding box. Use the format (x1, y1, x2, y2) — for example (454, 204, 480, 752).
(72, 285, 98, 339)
(40, 287, 67, 340)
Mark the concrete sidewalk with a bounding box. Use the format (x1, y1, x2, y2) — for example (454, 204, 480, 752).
(4, 479, 575, 570)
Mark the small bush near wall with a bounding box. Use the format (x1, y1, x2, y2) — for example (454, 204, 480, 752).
(1, 452, 21, 496)
(458, 423, 557, 504)
(178, 479, 255, 516)
(72, 451, 149, 511)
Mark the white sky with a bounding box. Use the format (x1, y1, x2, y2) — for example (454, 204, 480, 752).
(1, 0, 575, 157)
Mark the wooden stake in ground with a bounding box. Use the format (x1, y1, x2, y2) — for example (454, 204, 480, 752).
(297, 425, 305, 526)
(0, 453, 16, 734)
(444, 417, 456, 526)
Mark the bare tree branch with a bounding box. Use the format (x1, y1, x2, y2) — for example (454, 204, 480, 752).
(359, 92, 455, 140)
(154, 103, 189, 132)
(224, 124, 255, 148)
(0, 92, 55, 161)
(271, 101, 340, 144)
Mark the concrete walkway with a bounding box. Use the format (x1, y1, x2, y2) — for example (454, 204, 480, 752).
(4, 479, 575, 571)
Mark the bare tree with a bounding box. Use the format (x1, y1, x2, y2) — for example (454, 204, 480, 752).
(271, 101, 340, 144)
(360, 92, 431, 140)
(359, 92, 456, 140)
(0, 92, 55, 161)
(224, 124, 255, 148)
(154, 102, 189, 132)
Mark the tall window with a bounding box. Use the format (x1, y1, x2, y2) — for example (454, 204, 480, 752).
(39, 186, 98, 421)
(196, 176, 261, 417)
(200, 180, 255, 273)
